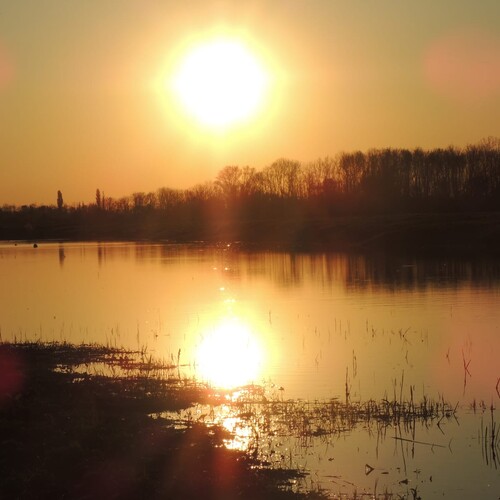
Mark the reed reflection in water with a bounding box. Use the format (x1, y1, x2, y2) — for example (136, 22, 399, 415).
(0, 242, 499, 403)
(1, 242, 499, 497)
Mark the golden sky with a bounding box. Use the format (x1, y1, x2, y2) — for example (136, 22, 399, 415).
(1, 0, 499, 205)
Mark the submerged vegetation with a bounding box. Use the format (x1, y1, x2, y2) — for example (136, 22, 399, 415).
(0, 341, 474, 499)
(2, 138, 500, 250)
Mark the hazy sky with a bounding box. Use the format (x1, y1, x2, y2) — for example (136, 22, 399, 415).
(1, 0, 499, 205)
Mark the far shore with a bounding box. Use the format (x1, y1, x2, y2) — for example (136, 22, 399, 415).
(2, 211, 500, 255)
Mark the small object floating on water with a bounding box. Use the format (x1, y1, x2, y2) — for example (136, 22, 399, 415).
(33, 243, 38, 248)
(365, 464, 375, 475)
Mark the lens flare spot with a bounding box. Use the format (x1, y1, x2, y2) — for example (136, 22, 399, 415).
(0, 42, 14, 91)
(0, 347, 25, 405)
(423, 29, 500, 102)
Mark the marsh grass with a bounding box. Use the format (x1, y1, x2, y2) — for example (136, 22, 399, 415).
(0, 341, 463, 500)
(480, 407, 500, 469)
(166, 381, 457, 500)
(0, 341, 325, 500)
(177, 384, 457, 455)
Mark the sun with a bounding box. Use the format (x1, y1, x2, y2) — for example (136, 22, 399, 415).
(171, 38, 270, 130)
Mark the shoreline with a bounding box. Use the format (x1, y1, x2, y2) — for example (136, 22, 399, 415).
(2, 212, 500, 255)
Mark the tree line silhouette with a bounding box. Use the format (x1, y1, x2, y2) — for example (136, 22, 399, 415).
(1, 138, 500, 245)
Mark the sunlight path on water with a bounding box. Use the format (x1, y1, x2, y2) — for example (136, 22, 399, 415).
(1, 243, 499, 498)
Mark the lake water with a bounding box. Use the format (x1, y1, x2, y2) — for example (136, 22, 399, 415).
(1, 242, 499, 498)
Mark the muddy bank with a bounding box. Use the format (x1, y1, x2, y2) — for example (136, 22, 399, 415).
(0, 342, 322, 500)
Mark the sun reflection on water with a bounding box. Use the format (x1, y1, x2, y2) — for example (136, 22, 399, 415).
(219, 411, 254, 451)
(195, 316, 263, 389)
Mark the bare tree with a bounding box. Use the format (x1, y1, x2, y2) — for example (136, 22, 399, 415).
(132, 192, 146, 210)
(261, 158, 302, 197)
(157, 187, 183, 210)
(215, 166, 242, 199)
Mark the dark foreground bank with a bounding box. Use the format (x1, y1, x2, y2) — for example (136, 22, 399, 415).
(0, 342, 323, 500)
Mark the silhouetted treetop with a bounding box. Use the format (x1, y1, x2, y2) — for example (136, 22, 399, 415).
(2, 138, 500, 245)
(57, 190, 64, 211)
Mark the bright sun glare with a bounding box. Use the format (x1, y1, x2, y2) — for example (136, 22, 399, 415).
(195, 317, 263, 389)
(171, 38, 269, 129)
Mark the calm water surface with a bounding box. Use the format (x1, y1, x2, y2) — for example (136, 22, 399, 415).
(1, 242, 499, 497)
